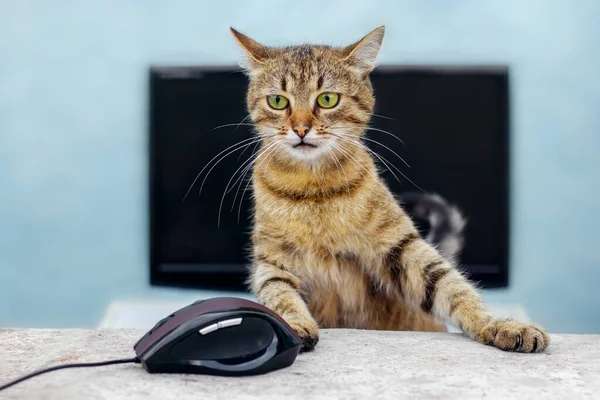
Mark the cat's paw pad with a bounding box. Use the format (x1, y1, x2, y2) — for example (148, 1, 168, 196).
(288, 321, 320, 352)
(477, 318, 550, 353)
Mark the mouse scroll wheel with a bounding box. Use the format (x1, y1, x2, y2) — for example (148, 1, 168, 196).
(199, 318, 243, 335)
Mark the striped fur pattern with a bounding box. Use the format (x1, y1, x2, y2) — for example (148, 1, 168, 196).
(230, 26, 549, 353)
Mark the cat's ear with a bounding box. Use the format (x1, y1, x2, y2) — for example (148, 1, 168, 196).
(342, 26, 385, 72)
(230, 27, 270, 71)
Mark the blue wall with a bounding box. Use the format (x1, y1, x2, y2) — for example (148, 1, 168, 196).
(1, 0, 599, 333)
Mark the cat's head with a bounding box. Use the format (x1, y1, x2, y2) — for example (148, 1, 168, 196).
(231, 27, 385, 165)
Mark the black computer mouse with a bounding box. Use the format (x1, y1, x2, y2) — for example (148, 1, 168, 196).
(133, 297, 302, 376)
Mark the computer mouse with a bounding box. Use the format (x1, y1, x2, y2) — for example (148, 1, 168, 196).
(133, 297, 302, 376)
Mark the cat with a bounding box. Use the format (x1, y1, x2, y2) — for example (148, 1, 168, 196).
(229, 26, 549, 353)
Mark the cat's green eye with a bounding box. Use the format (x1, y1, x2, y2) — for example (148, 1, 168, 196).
(267, 95, 289, 110)
(316, 92, 340, 109)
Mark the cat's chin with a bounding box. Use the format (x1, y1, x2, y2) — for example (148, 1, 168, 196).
(283, 143, 329, 163)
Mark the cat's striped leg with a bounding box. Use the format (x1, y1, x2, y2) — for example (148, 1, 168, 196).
(378, 231, 550, 353)
(250, 258, 319, 352)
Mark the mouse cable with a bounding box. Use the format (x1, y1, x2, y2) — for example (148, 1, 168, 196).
(0, 357, 140, 392)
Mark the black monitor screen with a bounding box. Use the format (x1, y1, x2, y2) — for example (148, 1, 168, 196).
(149, 66, 509, 289)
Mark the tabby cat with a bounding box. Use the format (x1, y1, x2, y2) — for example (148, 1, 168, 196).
(230, 26, 549, 353)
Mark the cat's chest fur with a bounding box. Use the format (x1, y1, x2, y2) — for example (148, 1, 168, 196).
(256, 197, 380, 327)
(260, 196, 370, 255)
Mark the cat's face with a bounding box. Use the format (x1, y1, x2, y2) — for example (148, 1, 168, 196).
(231, 27, 385, 165)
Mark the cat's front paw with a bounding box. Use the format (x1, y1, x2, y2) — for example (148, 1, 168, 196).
(477, 318, 550, 353)
(288, 319, 320, 352)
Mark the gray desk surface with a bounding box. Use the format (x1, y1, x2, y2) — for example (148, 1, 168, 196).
(1, 328, 599, 400)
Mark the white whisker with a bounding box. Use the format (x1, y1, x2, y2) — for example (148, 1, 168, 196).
(182, 136, 261, 201)
(330, 125, 406, 148)
(334, 135, 424, 192)
(331, 128, 409, 168)
(217, 140, 280, 227)
(358, 143, 402, 184)
(234, 114, 251, 131)
(328, 141, 390, 194)
(370, 112, 395, 121)
(237, 136, 261, 162)
(325, 146, 351, 195)
(197, 140, 262, 201)
(358, 136, 410, 168)
(231, 142, 263, 211)
(237, 141, 281, 222)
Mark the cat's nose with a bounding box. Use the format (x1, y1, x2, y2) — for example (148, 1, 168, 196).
(293, 124, 311, 138)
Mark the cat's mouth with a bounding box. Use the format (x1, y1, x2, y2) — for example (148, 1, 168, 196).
(292, 142, 318, 149)
(285, 138, 326, 161)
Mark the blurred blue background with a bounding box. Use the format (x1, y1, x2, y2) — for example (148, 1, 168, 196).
(1, 0, 599, 333)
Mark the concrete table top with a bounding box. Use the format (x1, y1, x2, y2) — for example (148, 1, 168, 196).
(0, 328, 598, 399)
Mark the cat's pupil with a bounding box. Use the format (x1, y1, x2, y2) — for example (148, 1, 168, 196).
(275, 96, 281, 104)
(324, 94, 329, 102)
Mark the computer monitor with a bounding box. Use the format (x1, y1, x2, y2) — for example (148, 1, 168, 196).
(148, 65, 510, 290)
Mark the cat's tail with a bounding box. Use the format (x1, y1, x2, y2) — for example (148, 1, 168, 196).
(398, 192, 467, 261)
